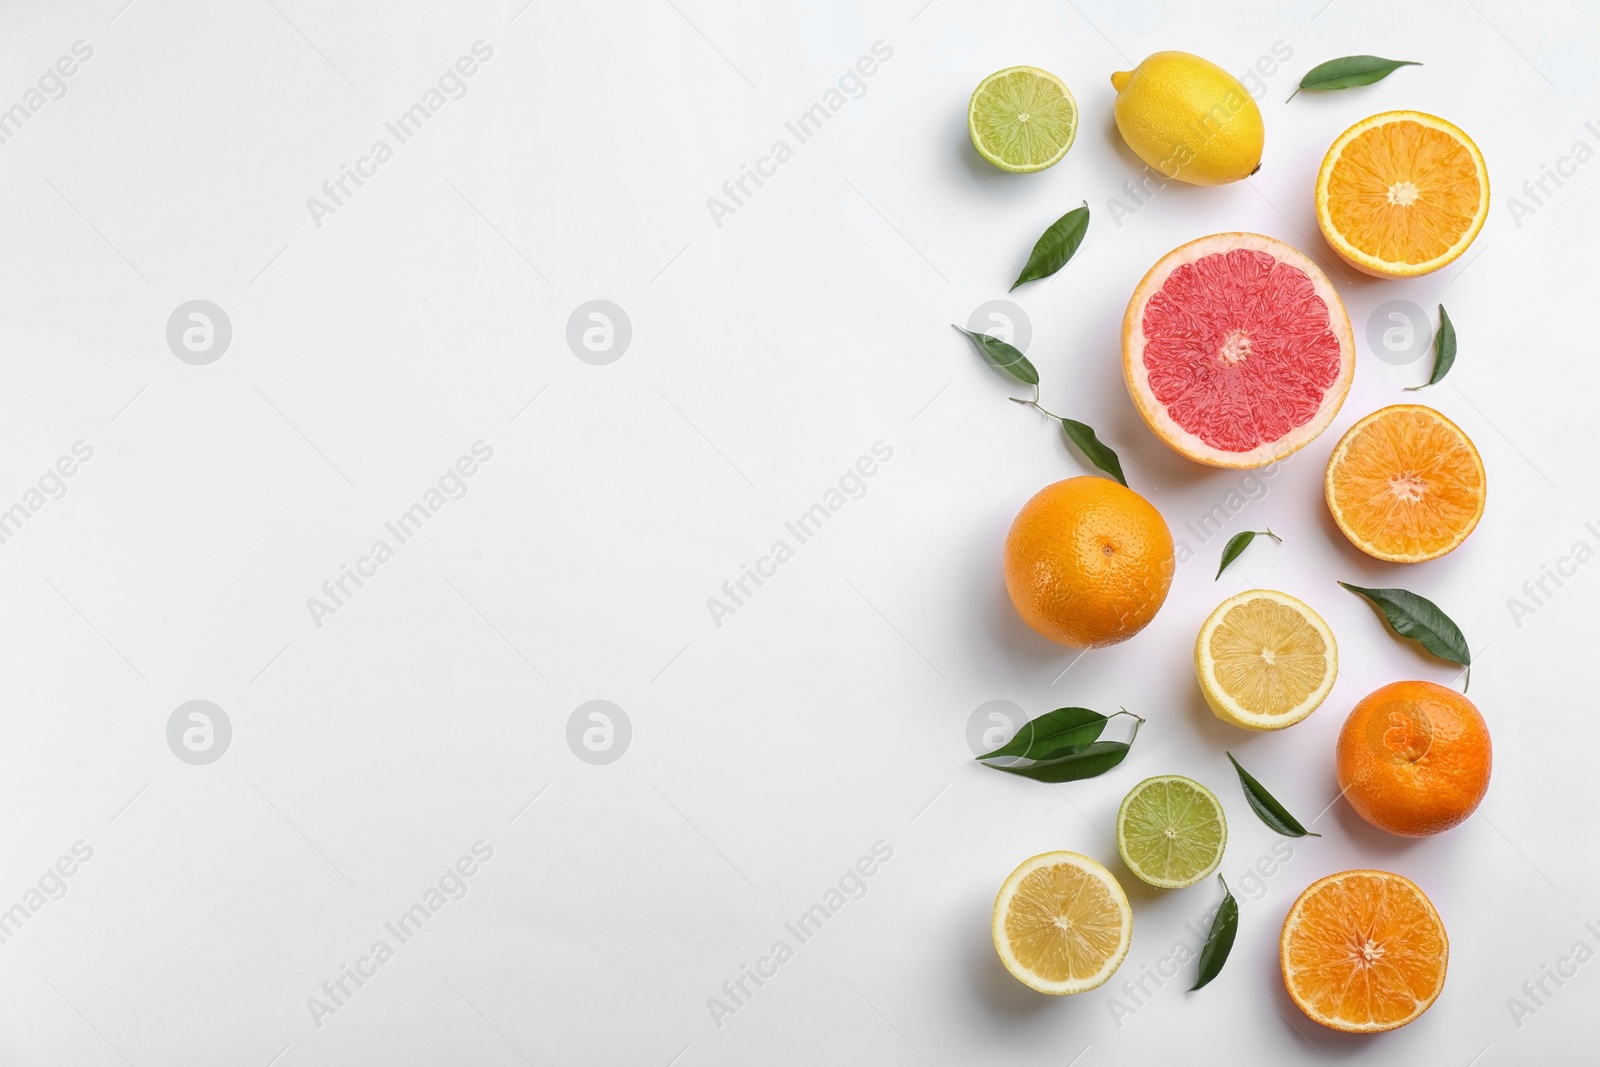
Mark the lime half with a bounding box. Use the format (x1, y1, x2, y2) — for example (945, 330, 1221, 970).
(1116, 776, 1227, 889)
(968, 66, 1078, 173)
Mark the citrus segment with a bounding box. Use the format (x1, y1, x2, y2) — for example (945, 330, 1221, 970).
(1281, 870, 1448, 1032)
(1196, 589, 1337, 730)
(968, 67, 1078, 173)
(1316, 111, 1488, 277)
(992, 851, 1133, 994)
(1003, 476, 1175, 649)
(1325, 404, 1485, 563)
(1124, 233, 1355, 468)
(1115, 776, 1227, 889)
(1336, 680, 1491, 837)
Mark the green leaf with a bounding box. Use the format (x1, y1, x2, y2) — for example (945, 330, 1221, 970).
(1215, 529, 1280, 580)
(1289, 56, 1421, 100)
(1338, 582, 1471, 684)
(974, 706, 1108, 762)
(952, 325, 1038, 386)
(1226, 752, 1321, 837)
(1190, 876, 1239, 991)
(983, 741, 1133, 782)
(1407, 305, 1456, 391)
(980, 711, 1144, 783)
(1060, 418, 1127, 486)
(1011, 202, 1090, 290)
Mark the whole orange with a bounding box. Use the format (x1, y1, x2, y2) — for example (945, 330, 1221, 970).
(1336, 680, 1490, 837)
(1003, 476, 1175, 648)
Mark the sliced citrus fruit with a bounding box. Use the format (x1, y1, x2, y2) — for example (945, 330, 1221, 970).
(1123, 233, 1355, 468)
(968, 66, 1078, 173)
(1325, 404, 1486, 563)
(1196, 589, 1337, 731)
(1281, 869, 1449, 1032)
(1115, 776, 1226, 889)
(992, 851, 1132, 994)
(1316, 111, 1489, 278)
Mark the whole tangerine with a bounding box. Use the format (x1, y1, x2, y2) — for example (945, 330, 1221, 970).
(1003, 476, 1175, 649)
(1336, 680, 1491, 837)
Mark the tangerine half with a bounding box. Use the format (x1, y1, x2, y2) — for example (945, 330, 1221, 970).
(1325, 404, 1486, 563)
(1281, 869, 1448, 1032)
(1316, 111, 1489, 278)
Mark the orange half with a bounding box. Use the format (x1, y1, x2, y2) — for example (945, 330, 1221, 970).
(1281, 870, 1448, 1032)
(1316, 111, 1488, 278)
(1325, 404, 1485, 563)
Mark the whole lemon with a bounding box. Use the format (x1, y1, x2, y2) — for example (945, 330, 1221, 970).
(1003, 477, 1175, 649)
(1110, 52, 1263, 185)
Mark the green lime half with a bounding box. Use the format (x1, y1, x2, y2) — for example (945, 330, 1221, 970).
(967, 66, 1078, 173)
(1116, 775, 1227, 889)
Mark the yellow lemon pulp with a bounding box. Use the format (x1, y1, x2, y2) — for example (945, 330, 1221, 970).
(1197, 589, 1337, 729)
(992, 851, 1132, 994)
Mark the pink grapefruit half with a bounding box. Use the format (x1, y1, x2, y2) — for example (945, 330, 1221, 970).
(1123, 233, 1355, 469)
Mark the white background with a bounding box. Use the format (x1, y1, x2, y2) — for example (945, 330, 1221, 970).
(0, 0, 1595, 1063)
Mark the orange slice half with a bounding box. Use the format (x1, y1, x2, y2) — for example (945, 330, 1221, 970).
(1325, 404, 1485, 563)
(1316, 111, 1489, 278)
(1281, 869, 1448, 1032)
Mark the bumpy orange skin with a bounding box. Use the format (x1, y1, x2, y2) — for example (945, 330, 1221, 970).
(1003, 477, 1175, 649)
(1336, 680, 1491, 837)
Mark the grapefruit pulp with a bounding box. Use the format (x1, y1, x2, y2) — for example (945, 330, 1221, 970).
(1123, 233, 1355, 468)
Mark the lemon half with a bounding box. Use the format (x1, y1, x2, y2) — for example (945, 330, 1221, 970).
(1196, 589, 1337, 730)
(992, 851, 1132, 994)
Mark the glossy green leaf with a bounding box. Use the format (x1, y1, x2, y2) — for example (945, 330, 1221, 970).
(1011, 202, 1090, 290)
(1215, 529, 1280, 580)
(980, 711, 1144, 783)
(1190, 876, 1239, 991)
(1289, 56, 1421, 100)
(953, 325, 1038, 385)
(975, 707, 1108, 762)
(983, 741, 1133, 782)
(1226, 752, 1321, 837)
(1407, 305, 1456, 391)
(1060, 418, 1127, 486)
(1339, 582, 1471, 687)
